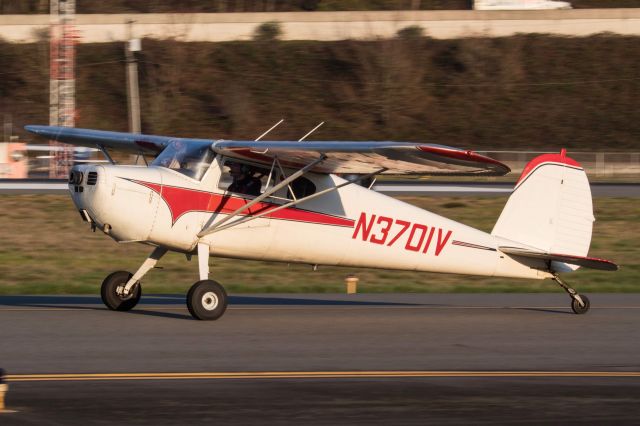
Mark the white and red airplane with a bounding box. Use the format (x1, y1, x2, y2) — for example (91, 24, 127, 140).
(26, 124, 617, 320)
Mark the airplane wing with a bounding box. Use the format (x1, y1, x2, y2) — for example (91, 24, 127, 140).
(24, 125, 211, 155)
(25, 125, 510, 176)
(212, 141, 510, 176)
(499, 246, 618, 271)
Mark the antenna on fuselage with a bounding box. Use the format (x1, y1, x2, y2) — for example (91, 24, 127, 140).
(251, 119, 285, 155)
(298, 121, 324, 142)
(255, 118, 284, 141)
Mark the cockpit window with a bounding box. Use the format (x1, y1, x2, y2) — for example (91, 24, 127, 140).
(218, 160, 269, 197)
(152, 140, 215, 180)
(287, 176, 316, 199)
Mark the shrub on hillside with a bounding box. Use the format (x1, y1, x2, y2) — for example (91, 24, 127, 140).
(397, 25, 425, 39)
(253, 21, 283, 41)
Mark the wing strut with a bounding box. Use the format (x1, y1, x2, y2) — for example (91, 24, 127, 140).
(199, 167, 386, 236)
(97, 144, 116, 165)
(271, 156, 299, 202)
(197, 155, 327, 238)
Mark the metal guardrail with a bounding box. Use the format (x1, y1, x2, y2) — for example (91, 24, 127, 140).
(479, 151, 640, 177)
(1, 150, 639, 180)
(2, 179, 638, 197)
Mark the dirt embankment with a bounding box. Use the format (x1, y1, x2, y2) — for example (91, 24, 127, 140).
(1, 34, 639, 150)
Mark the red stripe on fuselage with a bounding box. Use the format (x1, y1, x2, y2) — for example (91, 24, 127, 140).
(133, 180, 354, 228)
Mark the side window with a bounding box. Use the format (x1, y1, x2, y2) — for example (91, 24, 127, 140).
(287, 176, 316, 199)
(219, 160, 269, 197)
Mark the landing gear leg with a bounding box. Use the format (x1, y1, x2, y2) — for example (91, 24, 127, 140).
(101, 246, 167, 311)
(186, 243, 228, 320)
(197, 242, 210, 281)
(552, 274, 590, 315)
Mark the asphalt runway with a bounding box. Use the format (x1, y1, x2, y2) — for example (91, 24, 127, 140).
(1, 293, 639, 424)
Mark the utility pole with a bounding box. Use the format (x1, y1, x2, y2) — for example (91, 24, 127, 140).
(3, 114, 11, 142)
(125, 20, 141, 134)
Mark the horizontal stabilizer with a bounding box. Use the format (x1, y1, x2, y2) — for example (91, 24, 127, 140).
(499, 246, 618, 271)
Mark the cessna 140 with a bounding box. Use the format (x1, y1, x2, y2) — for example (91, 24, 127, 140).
(26, 123, 617, 320)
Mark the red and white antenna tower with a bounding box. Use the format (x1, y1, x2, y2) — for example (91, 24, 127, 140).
(49, 0, 78, 178)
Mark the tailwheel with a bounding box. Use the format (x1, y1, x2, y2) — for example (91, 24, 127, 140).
(571, 294, 590, 315)
(187, 280, 228, 321)
(101, 270, 141, 311)
(553, 274, 590, 315)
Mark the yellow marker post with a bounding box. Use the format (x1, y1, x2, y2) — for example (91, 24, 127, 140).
(0, 368, 7, 412)
(0, 384, 6, 412)
(345, 275, 359, 294)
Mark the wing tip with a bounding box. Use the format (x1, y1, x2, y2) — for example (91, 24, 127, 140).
(417, 145, 511, 175)
(24, 124, 44, 134)
(25, 124, 65, 138)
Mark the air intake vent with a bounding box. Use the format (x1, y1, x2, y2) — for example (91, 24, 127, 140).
(68, 170, 83, 185)
(87, 171, 98, 185)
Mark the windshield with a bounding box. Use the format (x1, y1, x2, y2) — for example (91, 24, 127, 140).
(152, 140, 215, 180)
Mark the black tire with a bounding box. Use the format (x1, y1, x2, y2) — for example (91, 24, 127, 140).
(186, 280, 228, 321)
(571, 294, 590, 315)
(101, 271, 141, 311)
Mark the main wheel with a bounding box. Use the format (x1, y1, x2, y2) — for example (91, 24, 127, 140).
(186, 280, 228, 321)
(571, 294, 590, 315)
(101, 271, 141, 311)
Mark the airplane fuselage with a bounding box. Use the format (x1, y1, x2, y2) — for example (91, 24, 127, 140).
(69, 157, 550, 281)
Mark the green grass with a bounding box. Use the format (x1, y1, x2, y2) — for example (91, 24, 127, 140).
(0, 194, 636, 294)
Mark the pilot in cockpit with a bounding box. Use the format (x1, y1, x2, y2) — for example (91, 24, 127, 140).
(228, 162, 262, 196)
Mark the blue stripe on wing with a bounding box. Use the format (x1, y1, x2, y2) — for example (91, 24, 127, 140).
(25, 125, 211, 155)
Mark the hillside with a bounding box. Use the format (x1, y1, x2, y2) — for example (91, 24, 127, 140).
(1, 34, 639, 150)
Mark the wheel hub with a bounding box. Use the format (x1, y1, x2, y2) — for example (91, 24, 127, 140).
(201, 291, 219, 311)
(116, 283, 136, 300)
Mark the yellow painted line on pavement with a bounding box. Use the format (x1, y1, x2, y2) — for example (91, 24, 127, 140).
(0, 308, 94, 311)
(228, 306, 640, 310)
(6, 371, 640, 382)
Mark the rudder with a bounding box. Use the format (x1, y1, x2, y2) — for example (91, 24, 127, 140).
(492, 150, 595, 265)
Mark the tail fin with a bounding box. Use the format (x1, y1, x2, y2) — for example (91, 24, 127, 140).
(492, 150, 595, 269)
